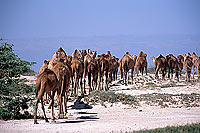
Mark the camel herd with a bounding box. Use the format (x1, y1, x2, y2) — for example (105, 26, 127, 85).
(34, 48, 200, 124)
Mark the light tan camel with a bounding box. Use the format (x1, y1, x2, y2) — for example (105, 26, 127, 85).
(34, 68, 58, 124)
(192, 52, 200, 79)
(120, 52, 137, 85)
(134, 51, 147, 76)
(48, 48, 66, 70)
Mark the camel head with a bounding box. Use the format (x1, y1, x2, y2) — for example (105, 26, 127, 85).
(151, 57, 156, 64)
(44, 60, 50, 65)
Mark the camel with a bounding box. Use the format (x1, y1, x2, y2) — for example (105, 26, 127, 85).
(51, 63, 71, 118)
(87, 59, 99, 93)
(39, 60, 50, 74)
(71, 59, 84, 96)
(83, 54, 93, 90)
(111, 56, 119, 81)
(177, 55, 184, 76)
(165, 54, 179, 80)
(120, 52, 137, 85)
(96, 54, 112, 91)
(34, 68, 58, 124)
(183, 54, 193, 81)
(151, 54, 166, 79)
(72, 49, 82, 61)
(134, 51, 147, 76)
(192, 52, 200, 79)
(48, 47, 66, 70)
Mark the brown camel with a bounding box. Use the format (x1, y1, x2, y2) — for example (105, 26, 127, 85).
(71, 59, 84, 96)
(151, 54, 166, 79)
(177, 55, 184, 76)
(51, 63, 71, 118)
(87, 59, 99, 93)
(111, 56, 119, 81)
(83, 54, 93, 90)
(134, 51, 147, 76)
(48, 47, 66, 70)
(72, 49, 83, 61)
(120, 52, 137, 85)
(166, 54, 179, 80)
(40, 60, 50, 74)
(96, 54, 111, 91)
(192, 52, 200, 79)
(34, 68, 58, 124)
(183, 54, 193, 81)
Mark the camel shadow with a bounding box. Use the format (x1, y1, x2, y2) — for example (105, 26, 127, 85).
(69, 96, 93, 110)
(55, 120, 85, 124)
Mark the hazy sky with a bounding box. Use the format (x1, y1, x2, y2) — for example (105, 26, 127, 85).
(1, 0, 200, 38)
(1, 0, 200, 71)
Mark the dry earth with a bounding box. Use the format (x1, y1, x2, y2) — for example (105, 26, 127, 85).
(0, 73, 200, 133)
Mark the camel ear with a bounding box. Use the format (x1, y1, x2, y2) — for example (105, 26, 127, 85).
(44, 60, 47, 64)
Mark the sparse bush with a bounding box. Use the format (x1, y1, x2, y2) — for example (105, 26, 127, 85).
(132, 123, 200, 133)
(0, 41, 36, 120)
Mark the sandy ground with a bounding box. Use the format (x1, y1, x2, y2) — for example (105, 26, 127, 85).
(0, 74, 200, 133)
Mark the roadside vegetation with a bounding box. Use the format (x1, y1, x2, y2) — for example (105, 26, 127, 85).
(132, 123, 200, 133)
(87, 91, 200, 108)
(0, 41, 36, 120)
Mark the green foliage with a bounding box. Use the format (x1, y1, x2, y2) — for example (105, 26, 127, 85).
(132, 123, 200, 133)
(0, 41, 36, 120)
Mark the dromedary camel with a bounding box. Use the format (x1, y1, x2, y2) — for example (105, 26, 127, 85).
(96, 54, 111, 91)
(71, 59, 84, 96)
(120, 52, 137, 85)
(183, 54, 193, 82)
(134, 51, 147, 76)
(39, 60, 50, 74)
(192, 52, 200, 79)
(151, 54, 166, 79)
(177, 55, 184, 76)
(166, 54, 179, 80)
(48, 47, 66, 70)
(34, 68, 58, 124)
(51, 63, 71, 118)
(111, 56, 119, 81)
(87, 59, 99, 93)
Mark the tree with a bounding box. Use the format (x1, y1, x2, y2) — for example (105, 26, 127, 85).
(0, 41, 36, 120)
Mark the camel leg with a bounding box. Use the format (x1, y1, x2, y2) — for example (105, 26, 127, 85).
(41, 97, 49, 122)
(88, 72, 91, 93)
(197, 66, 200, 80)
(168, 68, 170, 79)
(105, 71, 108, 91)
(155, 67, 159, 79)
(34, 98, 40, 124)
(101, 73, 104, 91)
(47, 91, 55, 122)
(131, 69, 133, 84)
(193, 66, 195, 79)
(145, 65, 148, 75)
(141, 67, 144, 76)
(124, 71, 127, 86)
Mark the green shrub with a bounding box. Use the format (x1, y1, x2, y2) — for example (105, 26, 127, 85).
(0, 41, 36, 120)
